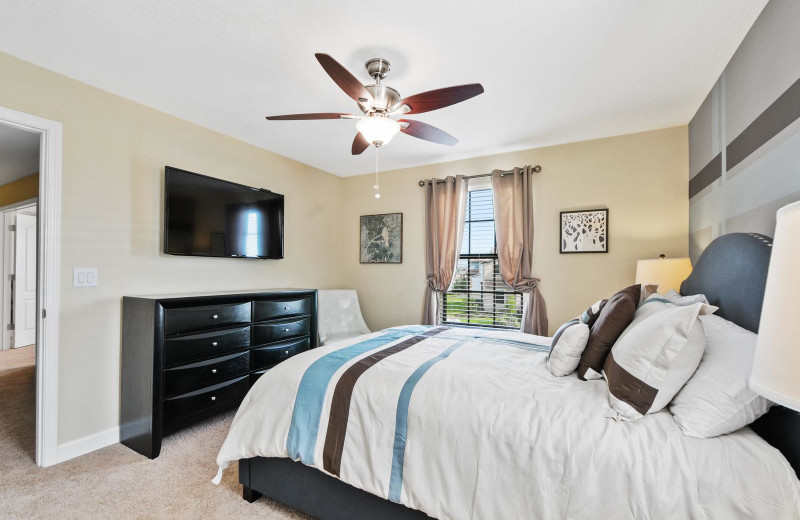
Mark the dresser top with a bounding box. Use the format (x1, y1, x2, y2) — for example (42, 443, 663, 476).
(125, 288, 316, 301)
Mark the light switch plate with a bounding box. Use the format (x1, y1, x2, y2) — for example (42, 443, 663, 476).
(73, 268, 98, 287)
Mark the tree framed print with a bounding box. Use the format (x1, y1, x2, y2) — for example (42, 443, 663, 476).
(560, 208, 608, 254)
(360, 213, 403, 263)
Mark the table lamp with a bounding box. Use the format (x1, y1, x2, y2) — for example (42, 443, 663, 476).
(749, 200, 800, 412)
(635, 255, 693, 294)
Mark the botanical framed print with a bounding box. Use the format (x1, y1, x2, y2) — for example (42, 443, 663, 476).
(560, 208, 608, 254)
(360, 213, 403, 263)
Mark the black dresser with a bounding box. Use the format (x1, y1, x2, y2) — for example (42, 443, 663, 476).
(121, 289, 318, 459)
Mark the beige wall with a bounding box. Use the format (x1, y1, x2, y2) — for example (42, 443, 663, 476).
(341, 126, 689, 334)
(0, 52, 344, 445)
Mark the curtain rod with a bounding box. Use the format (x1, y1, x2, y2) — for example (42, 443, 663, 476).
(417, 165, 542, 187)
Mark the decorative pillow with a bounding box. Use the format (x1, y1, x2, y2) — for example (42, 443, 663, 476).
(664, 289, 710, 307)
(577, 285, 640, 380)
(547, 319, 590, 377)
(603, 301, 706, 421)
(641, 292, 718, 315)
(580, 299, 608, 328)
(669, 314, 773, 438)
(549, 299, 612, 377)
(639, 284, 660, 305)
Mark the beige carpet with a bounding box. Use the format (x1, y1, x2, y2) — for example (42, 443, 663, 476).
(0, 347, 311, 519)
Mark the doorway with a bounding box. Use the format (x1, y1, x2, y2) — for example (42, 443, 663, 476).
(0, 105, 62, 467)
(0, 122, 40, 466)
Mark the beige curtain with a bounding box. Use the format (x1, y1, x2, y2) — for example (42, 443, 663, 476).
(491, 166, 548, 335)
(421, 175, 468, 325)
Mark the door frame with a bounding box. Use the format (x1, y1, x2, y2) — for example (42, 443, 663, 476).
(0, 198, 38, 351)
(0, 106, 62, 467)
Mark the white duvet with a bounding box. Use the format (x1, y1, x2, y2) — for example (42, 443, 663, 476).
(216, 326, 800, 520)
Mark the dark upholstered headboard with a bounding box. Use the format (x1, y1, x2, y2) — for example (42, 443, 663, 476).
(680, 232, 800, 477)
(681, 232, 772, 333)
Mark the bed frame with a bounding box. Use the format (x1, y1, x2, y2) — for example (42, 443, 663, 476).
(239, 232, 799, 519)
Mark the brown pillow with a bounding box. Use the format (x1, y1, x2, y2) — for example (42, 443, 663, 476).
(577, 284, 640, 380)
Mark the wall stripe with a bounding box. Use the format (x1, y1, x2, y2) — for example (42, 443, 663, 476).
(321, 327, 449, 476)
(687, 73, 800, 200)
(285, 326, 428, 464)
(727, 75, 800, 172)
(689, 152, 722, 199)
(387, 339, 467, 503)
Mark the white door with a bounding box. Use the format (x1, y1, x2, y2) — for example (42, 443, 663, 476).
(13, 213, 36, 348)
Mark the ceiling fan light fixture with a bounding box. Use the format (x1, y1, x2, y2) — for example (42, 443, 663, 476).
(356, 115, 401, 147)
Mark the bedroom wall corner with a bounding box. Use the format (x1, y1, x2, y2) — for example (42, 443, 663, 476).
(340, 126, 689, 335)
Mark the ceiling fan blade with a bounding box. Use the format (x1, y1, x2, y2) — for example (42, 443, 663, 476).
(352, 132, 370, 155)
(399, 119, 458, 146)
(315, 53, 374, 105)
(266, 113, 356, 120)
(398, 84, 484, 114)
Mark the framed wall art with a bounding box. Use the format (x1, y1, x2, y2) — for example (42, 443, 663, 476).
(360, 213, 402, 263)
(560, 208, 608, 254)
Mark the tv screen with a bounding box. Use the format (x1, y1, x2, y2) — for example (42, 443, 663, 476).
(164, 166, 284, 259)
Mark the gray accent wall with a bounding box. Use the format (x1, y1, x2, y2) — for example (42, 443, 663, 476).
(689, 0, 800, 262)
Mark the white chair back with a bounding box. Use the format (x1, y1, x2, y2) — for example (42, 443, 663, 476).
(318, 289, 371, 345)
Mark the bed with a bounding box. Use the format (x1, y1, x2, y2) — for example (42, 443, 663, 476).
(215, 233, 800, 519)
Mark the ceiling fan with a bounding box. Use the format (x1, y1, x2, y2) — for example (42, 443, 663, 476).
(266, 53, 484, 155)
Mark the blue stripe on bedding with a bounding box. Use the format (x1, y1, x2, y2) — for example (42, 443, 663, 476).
(286, 327, 428, 464)
(388, 339, 468, 503)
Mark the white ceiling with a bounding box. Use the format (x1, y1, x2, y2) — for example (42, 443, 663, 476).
(0, 123, 39, 185)
(0, 1, 766, 177)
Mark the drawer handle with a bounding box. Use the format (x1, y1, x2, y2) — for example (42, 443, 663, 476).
(212, 341, 218, 347)
(284, 306, 289, 311)
(210, 396, 216, 401)
(212, 314, 219, 319)
(211, 369, 217, 374)
(284, 350, 289, 355)
(284, 328, 290, 333)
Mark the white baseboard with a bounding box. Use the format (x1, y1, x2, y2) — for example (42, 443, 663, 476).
(57, 426, 120, 463)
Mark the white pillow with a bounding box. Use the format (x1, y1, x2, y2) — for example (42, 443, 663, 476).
(548, 299, 608, 377)
(643, 292, 718, 315)
(669, 314, 773, 438)
(664, 289, 710, 307)
(603, 300, 706, 421)
(548, 319, 590, 377)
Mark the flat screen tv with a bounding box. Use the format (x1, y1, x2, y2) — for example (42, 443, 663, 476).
(164, 166, 284, 259)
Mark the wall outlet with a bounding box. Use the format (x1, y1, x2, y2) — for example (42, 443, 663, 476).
(73, 268, 98, 287)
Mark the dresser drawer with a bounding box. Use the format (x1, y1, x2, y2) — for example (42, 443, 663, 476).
(253, 298, 312, 322)
(164, 351, 250, 397)
(164, 302, 251, 335)
(164, 326, 250, 367)
(251, 337, 310, 370)
(253, 317, 311, 345)
(164, 376, 249, 427)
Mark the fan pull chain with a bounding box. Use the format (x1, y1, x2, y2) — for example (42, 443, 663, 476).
(374, 147, 381, 199)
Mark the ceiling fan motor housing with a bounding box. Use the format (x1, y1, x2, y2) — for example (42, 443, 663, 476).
(363, 84, 401, 113)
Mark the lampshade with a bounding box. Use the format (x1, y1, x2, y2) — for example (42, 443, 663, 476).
(635, 257, 692, 294)
(356, 115, 400, 146)
(749, 200, 800, 412)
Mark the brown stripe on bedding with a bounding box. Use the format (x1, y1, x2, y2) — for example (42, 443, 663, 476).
(322, 327, 449, 476)
(604, 351, 658, 416)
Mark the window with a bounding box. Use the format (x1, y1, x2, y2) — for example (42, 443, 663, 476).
(440, 188, 523, 329)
